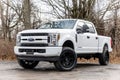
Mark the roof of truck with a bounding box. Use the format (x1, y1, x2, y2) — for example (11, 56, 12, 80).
(40, 19, 93, 26)
(52, 19, 92, 23)
(52, 19, 82, 21)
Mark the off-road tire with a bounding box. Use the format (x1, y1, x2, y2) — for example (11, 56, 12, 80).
(18, 59, 39, 69)
(99, 45, 109, 65)
(54, 47, 77, 71)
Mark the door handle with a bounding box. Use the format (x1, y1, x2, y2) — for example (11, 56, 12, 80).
(96, 37, 98, 39)
(87, 36, 90, 39)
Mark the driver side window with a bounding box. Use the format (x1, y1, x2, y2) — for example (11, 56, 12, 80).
(76, 22, 84, 34)
(82, 25, 89, 33)
(77, 22, 91, 33)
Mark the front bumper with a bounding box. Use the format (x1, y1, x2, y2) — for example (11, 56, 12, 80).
(14, 46, 62, 61)
(16, 55, 59, 61)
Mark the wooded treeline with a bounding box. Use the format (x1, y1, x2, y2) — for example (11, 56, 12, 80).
(0, 0, 120, 54)
(0, 0, 41, 41)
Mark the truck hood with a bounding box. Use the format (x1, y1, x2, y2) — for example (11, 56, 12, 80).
(19, 29, 73, 34)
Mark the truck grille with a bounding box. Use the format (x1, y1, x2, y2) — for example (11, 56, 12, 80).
(20, 33, 49, 47)
(21, 43, 48, 47)
(21, 33, 48, 36)
(19, 49, 46, 53)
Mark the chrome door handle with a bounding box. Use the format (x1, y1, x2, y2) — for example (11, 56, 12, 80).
(87, 36, 90, 39)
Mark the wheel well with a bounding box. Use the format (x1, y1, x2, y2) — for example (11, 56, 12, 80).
(104, 43, 109, 59)
(62, 40, 74, 49)
(104, 43, 108, 47)
(104, 43, 109, 52)
(104, 43, 108, 49)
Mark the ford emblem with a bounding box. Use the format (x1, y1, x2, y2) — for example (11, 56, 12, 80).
(28, 38, 35, 41)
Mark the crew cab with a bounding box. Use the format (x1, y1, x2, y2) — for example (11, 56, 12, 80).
(14, 19, 112, 71)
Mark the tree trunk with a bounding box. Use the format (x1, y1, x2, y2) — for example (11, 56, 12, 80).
(0, 1, 7, 40)
(23, 0, 31, 29)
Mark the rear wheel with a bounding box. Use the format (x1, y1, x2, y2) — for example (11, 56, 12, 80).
(99, 45, 109, 65)
(18, 59, 39, 69)
(54, 47, 77, 71)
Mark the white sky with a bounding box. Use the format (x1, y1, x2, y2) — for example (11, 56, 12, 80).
(32, 0, 56, 20)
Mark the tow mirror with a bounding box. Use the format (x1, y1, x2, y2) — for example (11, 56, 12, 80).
(76, 28, 82, 34)
(86, 29, 90, 33)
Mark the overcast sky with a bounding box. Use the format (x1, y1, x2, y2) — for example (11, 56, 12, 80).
(32, 0, 56, 20)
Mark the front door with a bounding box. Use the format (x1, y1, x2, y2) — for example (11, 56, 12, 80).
(76, 21, 89, 53)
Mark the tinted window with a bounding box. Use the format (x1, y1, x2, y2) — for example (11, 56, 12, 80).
(86, 23, 95, 33)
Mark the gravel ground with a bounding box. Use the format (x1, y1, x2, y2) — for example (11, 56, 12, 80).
(0, 61, 120, 80)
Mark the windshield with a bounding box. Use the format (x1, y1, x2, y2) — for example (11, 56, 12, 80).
(39, 20, 77, 29)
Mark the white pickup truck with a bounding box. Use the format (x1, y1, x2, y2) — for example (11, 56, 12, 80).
(14, 19, 112, 71)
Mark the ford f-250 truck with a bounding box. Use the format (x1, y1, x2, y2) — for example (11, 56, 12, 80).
(14, 19, 112, 71)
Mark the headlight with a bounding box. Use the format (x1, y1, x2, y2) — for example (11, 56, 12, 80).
(16, 34, 21, 46)
(48, 33, 60, 46)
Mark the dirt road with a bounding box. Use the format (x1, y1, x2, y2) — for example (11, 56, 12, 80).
(0, 61, 120, 80)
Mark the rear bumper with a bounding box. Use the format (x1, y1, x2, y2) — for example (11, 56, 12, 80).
(14, 46, 62, 61)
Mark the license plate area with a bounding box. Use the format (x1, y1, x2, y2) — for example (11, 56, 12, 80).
(26, 52, 34, 55)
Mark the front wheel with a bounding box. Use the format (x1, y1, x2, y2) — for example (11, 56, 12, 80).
(99, 45, 109, 65)
(18, 59, 39, 69)
(54, 47, 77, 71)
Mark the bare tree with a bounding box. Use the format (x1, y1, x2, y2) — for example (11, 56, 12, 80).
(0, 0, 12, 41)
(109, 2, 120, 51)
(0, 0, 42, 41)
(0, 1, 5, 39)
(41, 0, 107, 35)
(41, 0, 96, 20)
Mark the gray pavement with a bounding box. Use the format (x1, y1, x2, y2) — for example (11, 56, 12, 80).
(0, 61, 120, 80)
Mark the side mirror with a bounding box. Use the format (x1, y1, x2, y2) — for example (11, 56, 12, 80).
(86, 29, 90, 33)
(82, 25, 89, 33)
(76, 28, 82, 34)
